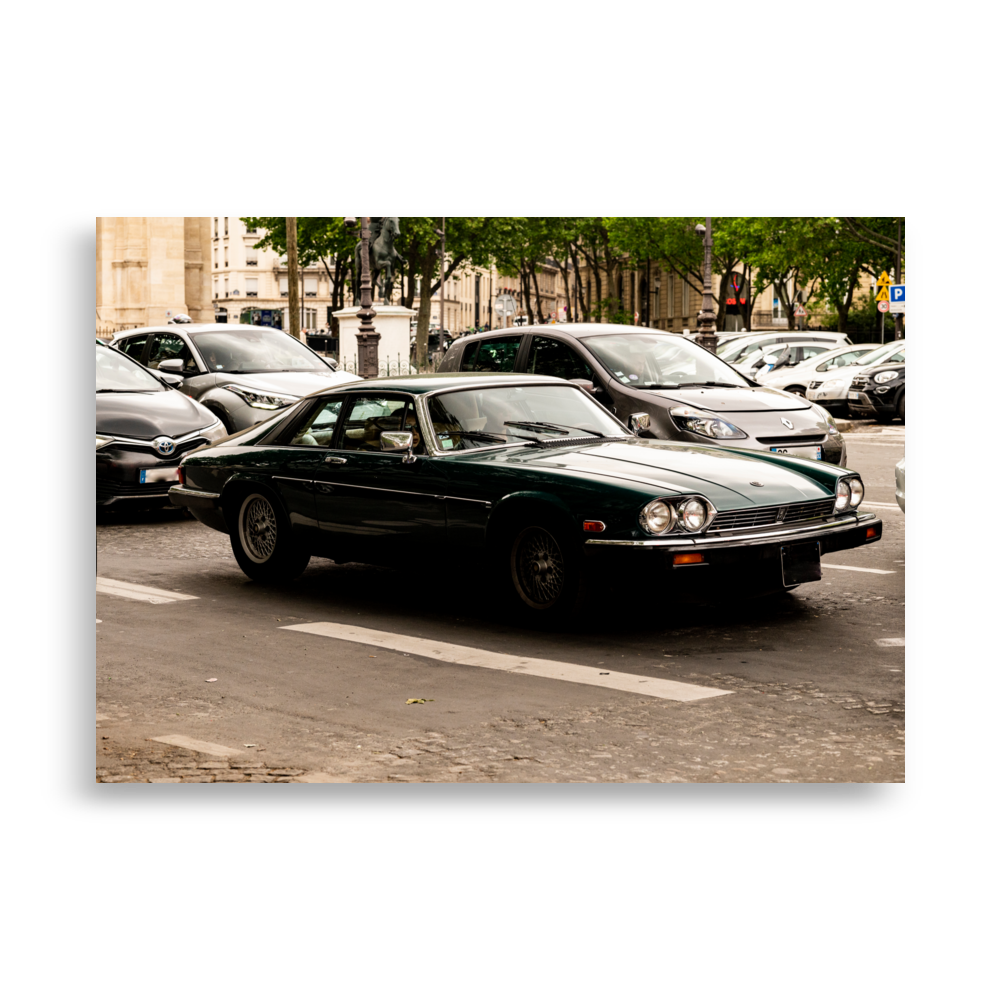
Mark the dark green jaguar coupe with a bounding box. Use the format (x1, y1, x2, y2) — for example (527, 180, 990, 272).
(170, 373, 882, 620)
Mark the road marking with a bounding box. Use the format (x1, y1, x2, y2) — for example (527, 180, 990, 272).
(96, 577, 199, 604)
(150, 735, 243, 756)
(282, 622, 732, 703)
(861, 501, 900, 509)
(876, 638, 905, 647)
(822, 563, 896, 575)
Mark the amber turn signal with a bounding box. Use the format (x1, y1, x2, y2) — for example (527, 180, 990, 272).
(583, 521, 606, 533)
(177, 465, 185, 486)
(673, 553, 705, 565)
(866, 526, 877, 539)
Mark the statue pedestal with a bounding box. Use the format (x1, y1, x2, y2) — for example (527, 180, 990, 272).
(333, 304, 416, 377)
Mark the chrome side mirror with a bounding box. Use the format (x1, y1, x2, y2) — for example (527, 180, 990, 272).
(381, 431, 416, 464)
(628, 412, 651, 434)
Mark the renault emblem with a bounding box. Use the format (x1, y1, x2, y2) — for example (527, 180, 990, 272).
(153, 436, 176, 457)
(781, 417, 794, 430)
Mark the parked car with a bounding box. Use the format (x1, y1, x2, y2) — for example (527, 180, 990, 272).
(731, 341, 856, 380)
(805, 342, 905, 415)
(110, 323, 362, 433)
(437, 324, 849, 465)
(895, 457, 905, 512)
(755, 343, 881, 398)
(848, 360, 905, 424)
(717, 331, 852, 369)
(97, 342, 229, 508)
(169, 373, 882, 621)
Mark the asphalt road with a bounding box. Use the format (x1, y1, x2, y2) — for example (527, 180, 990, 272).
(96, 425, 905, 783)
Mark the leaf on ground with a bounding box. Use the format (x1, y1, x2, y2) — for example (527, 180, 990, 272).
(406, 698, 434, 705)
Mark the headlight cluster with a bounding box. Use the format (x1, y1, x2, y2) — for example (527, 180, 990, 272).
(874, 371, 899, 384)
(669, 406, 747, 440)
(835, 476, 864, 511)
(222, 384, 299, 410)
(639, 497, 713, 535)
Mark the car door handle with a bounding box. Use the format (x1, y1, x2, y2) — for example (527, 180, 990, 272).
(324, 455, 347, 465)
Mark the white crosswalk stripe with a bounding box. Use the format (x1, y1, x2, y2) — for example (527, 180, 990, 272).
(96, 577, 200, 604)
(282, 622, 732, 703)
(821, 563, 895, 575)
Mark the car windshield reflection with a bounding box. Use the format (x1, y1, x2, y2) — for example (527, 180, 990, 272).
(580, 333, 751, 389)
(427, 384, 626, 451)
(96, 345, 165, 392)
(190, 328, 328, 373)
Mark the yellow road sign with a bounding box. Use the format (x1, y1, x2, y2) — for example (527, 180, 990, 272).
(876, 271, 891, 287)
(875, 286, 890, 302)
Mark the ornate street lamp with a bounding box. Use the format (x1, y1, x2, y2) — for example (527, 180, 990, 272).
(344, 216, 380, 378)
(694, 218, 718, 353)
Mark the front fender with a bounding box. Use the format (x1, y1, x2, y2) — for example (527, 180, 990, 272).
(485, 490, 578, 545)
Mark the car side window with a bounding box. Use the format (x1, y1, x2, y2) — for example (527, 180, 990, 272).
(799, 345, 828, 362)
(148, 333, 198, 372)
(336, 396, 410, 452)
(288, 398, 344, 447)
(526, 337, 594, 381)
(461, 336, 522, 372)
(120, 336, 147, 362)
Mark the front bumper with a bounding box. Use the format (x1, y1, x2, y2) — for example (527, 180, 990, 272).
(585, 511, 880, 555)
(847, 391, 894, 419)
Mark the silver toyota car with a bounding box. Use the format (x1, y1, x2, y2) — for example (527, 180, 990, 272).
(112, 323, 361, 432)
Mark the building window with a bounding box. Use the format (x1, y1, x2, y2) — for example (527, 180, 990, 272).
(280, 276, 288, 297)
(214, 218, 218, 238)
(245, 241, 257, 266)
(224, 277, 229, 298)
(224, 217, 229, 236)
(246, 278, 258, 298)
(213, 250, 217, 270)
(681, 278, 690, 317)
(304, 275, 318, 297)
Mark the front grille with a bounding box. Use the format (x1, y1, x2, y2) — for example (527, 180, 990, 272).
(756, 434, 825, 446)
(850, 376, 869, 391)
(709, 497, 837, 533)
(96, 477, 173, 502)
(809, 381, 823, 389)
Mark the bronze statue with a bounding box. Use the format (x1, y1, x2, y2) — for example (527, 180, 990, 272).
(353, 217, 403, 305)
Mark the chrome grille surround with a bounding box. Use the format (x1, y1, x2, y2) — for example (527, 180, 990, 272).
(708, 497, 837, 533)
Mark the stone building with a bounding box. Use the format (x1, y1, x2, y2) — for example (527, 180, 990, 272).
(96, 218, 213, 338)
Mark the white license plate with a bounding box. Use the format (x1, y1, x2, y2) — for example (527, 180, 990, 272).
(139, 467, 180, 484)
(847, 391, 860, 400)
(770, 446, 822, 460)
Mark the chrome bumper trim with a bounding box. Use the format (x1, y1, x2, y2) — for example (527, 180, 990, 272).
(168, 485, 221, 501)
(585, 512, 875, 549)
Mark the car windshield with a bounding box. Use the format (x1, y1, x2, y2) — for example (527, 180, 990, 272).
(96, 345, 165, 392)
(854, 343, 905, 367)
(190, 328, 329, 373)
(580, 333, 751, 388)
(427, 384, 626, 451)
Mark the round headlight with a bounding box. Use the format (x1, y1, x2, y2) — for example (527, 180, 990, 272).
(874, 371, 899, 384)
(835, 480, 851, 510)
(680, 498, 707, 531)
(849, 477, 864, 507)
(639, 500, 675, 534)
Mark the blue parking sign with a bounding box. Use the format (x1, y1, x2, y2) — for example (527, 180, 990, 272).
(890, 284, 905, 302)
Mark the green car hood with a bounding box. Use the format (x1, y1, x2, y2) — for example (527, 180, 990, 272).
(498, 438, 832, 509)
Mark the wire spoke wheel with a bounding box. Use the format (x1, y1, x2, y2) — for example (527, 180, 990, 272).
(511, 526, 566, 610)
(239, 494, 278, 564)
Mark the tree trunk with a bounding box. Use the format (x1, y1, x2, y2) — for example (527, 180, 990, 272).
(570, 245, 587, 321)
(414, 246, 436, 372)
(530, 263, 544, 323)
(286, 217, 301, 341)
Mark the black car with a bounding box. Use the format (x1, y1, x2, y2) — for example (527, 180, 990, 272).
(96, 343, 228, 508)
(847, 362, 905, 424)
(438, 324, 848, 465)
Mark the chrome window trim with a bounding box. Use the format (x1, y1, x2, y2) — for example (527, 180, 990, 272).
(585, 512, 875, 548)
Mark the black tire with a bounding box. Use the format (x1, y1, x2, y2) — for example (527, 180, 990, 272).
(897, 393, 905, 424)
(228, 487, 310, 583)
(785, 386, 807, 397)
(874, 411, 894, 424)
(503, 515, 582, 624)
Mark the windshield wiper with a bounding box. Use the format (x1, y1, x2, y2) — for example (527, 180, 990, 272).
(97, 388, 157, 393)
(504, 420, 606, 438)
(673, 381, 742, 389)
(441, 429, 542, 446)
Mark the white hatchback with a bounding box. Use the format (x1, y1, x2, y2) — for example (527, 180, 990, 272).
(805, 341, 905, 415)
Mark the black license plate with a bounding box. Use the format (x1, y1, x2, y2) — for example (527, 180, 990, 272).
(780, 542, 822, 586)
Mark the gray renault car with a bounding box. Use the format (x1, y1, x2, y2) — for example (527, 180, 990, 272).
(111, 323, 361, 432)
(438, 324, 848, 465)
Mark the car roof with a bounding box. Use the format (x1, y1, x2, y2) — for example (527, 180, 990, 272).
(111, 323, 276, 338)
(457, 323, 684, 341)
(321, 372, 572, 396)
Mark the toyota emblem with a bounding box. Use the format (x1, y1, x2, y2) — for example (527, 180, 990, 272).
(781, 417, 794, 430)
(153, 436, 176, 457)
